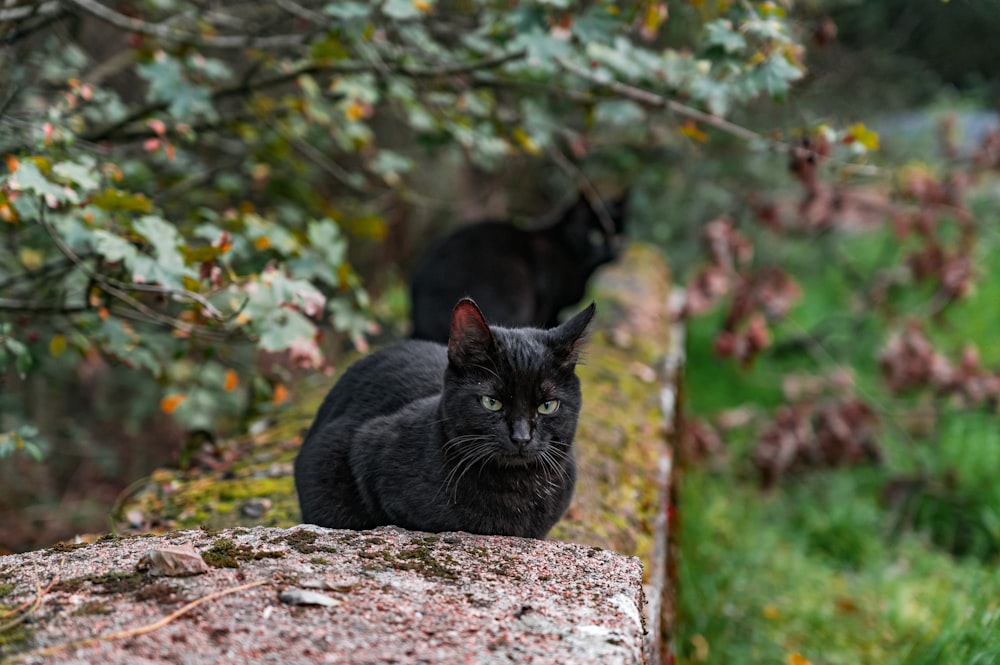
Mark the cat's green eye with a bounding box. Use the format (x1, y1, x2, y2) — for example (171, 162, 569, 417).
(537, 399, 560, 415)
(480, 395, 503, 411)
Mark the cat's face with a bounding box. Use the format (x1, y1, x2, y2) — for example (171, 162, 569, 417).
(441, 299, 594, 471)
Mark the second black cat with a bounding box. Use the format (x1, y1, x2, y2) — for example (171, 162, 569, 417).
(409, 192, 626, 343)
(295, 298, 595, 539)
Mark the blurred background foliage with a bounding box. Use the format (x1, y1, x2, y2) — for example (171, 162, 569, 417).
(2, 1, 1000, 661)
(0, 0, 821, 548)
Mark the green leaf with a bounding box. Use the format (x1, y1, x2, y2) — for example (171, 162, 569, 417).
(0, 329, 31, 378)
(6, 161, 73, 202)
(52, 159, 101, 192)
(690, 76, 732, 116)
(594, 100, 647, 127)
(15, 344, 32, 377)
(134, 215, 184, 273)
(91, 229, 138, 264)
(137, 54, 214, 119)
(188, 54, 231, 82)
(512, 27, 573, 73)
(370, 150, 415, 184)
(257, 308, 317, 352)
(382, 0, 422, 20)
(704, 20, 747, 55)
(748, 54, 804, 97)
(0, 426, 45, 461)
(310, 35, 350, 62)
(95, 317, 139, 359)
(288, 219, 348, 287)
(742, 16, 791, 43)
(90, 189, 154, 213)
(324, 2, 370, 19)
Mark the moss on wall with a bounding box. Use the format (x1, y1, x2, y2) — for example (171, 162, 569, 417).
(118, 244, 675, 576)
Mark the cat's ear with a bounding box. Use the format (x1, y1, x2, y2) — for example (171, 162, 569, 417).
(548, 302, 596, 367)
(608, 190, 629, 234)
(448, 298, 494, 366)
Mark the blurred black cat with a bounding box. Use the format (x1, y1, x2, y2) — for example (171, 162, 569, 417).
(409, 192, 625, 343)
(295, 297, 595, 539)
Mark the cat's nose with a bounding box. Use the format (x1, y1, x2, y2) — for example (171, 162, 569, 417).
(511, 419, 531, 449)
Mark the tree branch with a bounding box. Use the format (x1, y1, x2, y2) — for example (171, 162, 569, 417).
(274, 0, 327, 26)
(0, 298, 89, 314)
(0, 1, 60, 22)
(37, 205, 232, 336)
(60, 0, 307, 50)
(555, 56, 769, 145)
(80, 50, 527, 143)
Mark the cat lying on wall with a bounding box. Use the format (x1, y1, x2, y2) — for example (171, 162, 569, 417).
(295, 298, 594, 539)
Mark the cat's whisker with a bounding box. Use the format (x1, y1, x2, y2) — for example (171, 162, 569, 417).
(442, 434, 490, 452)
(541, 450, 569, 487)
(440, 437, 496, 498)
(536, 448, 572, 488)
(469, 363, 502, 382)
(445, 443, 498, 503)
(440, 446, 486, 495)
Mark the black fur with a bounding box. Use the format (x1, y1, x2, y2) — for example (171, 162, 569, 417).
(409, 192, 625, 343)
(295, 298, 595, 539)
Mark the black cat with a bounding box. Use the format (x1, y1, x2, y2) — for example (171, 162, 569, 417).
(294, 298, 595, 539)
(409, 192, 625, 343)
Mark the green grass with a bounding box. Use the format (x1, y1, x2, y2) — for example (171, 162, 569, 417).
(675, 196, 1000, 664)
(677, 470, 1000, 665)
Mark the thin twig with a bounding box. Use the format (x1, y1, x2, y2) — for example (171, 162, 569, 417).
(37, 204, 226, 335)
(61, 0, 306, 50)
(80, 50, 526, 144)
(274, 0, 326, 25)
(10, 579, 268, 663)
(546, 142, 618, 237)
(556, 56, 769, 144)
(0, 298, 89, 313)
(557, 56, 885, 176)
(0, 1, 59, 22)
(0, 561, 61, 630)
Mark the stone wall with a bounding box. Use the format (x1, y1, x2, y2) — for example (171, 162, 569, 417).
(0, 244, 682, 664)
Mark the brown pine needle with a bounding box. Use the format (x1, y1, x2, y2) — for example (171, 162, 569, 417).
(0, 560, 61, 627)
(8, 578, 268, 662)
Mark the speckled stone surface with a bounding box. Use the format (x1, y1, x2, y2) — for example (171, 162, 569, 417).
(3, 244, 679, 664)
(0, 525, 648, 664)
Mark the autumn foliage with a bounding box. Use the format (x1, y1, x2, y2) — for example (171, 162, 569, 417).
(679, 108, 1000, 498)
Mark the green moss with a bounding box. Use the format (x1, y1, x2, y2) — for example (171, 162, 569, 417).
(393, 546, 459, 579)
(73, 600, 113, 616)
(549, 248, 673, 573)
(279, 528, 337, 554)
(468, 546, 491, 559)
(215, 477, 292, 503)
(0, 623, 34, 655)
(134, 581, 183, 605)
(90, 571, 146, 594)
(46, 541, 89, 554)
(51, 577, 85, 594)
(0, 583, 13, 598)
(360, 546, 460, 580)
(202, 538, 244, 568)
(54, 570, 147, 595)
(201, 537, 286, 568)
